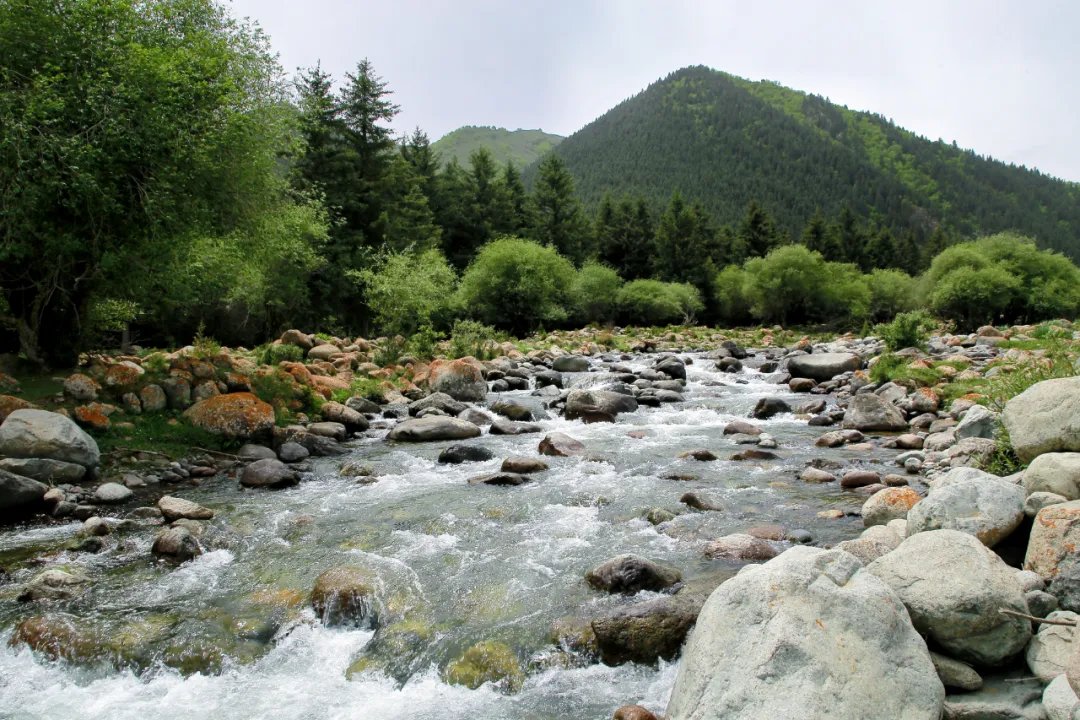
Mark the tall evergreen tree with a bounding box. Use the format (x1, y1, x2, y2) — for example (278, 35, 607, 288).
(379, 156, 440, 254)
(738, 200, 782, 259)
(831, 207, 865, 268)
(922, 226, 950, 269)
(597, 195, 656, 280)
(865, 226, 898, 270)
(654, 191, 720, 320)
(435, 157, 475, 269)
(531, 153, 591, 264)
(498, 161, 531, 235)
(401, 127, 440, 205)
(896, 230, 921, 276)
(801, 208, 842, 261)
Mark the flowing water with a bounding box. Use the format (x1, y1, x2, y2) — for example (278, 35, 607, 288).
(0, 354, 896, 719)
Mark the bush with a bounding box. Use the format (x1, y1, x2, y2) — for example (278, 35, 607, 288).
(354, 248, 458, 336)
(923, 233, 1080, 330)
(449, 319, 497, 360)
(737, 246, 869, 327)
(255, 343, 305, 366)
(714, 265, 753, 326)
(615, 280, 703, 326)
(867, 269, 918, 322)
(875, 310, 933, 351)
(572, 261, 623, 325)
(456, 237, 577, 334)
(406, 324, 443, 360)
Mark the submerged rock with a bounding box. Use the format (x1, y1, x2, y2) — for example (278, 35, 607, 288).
(443, 641, 524, 692)
(438, 445, 494, 464)
(585, 554, 681, 594)
(311, 566, 380, 628)
(152, 526, 202, 562)
(18, 569, 92, 602)
(538, 432, 585, 457)
(592, 589, 705, 666)
(158, 496, 214, 522)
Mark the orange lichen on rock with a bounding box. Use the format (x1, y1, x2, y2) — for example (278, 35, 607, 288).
(183, 392, 275, 439)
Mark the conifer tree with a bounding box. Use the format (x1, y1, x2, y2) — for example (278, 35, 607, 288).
(739, 200, 782, 259)
(531, 153, 591, 264)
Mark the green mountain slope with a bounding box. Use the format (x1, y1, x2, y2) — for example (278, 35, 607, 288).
(433, 126, 563, 169)
(541, 66, 1080, 256)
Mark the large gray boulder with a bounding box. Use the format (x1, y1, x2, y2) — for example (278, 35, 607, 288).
(1026, 500, 1080, 611)
(907, 475, 1026, 547)
(0, 457, 86, 483)
(1024, 452, 1080, 500)
(787, 352, 862, 382)
(843, 394, 908, 432)
(866, 529, 1032, 667)
(666, 547, 943, 720)
(564, 389, 638, 421)
(386, 416, 481, 443)
(1003, 376, 1080, 463)
(1026, 610, 1079, 684)
(0, 468, 48, 514)
(552, 355, 590, 373)
(955, 404, 997, 441)
(0, 409, 100, 468)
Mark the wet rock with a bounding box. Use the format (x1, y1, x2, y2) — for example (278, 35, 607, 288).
(613, 706, 658, 720)
(320, 401, 369, 432)
(443, 641, 524, 692)
(340, 462, 375, 479)
(788, 377, 817, 393)
(730, 449, 778, 461)
(787, 352, 862, 381)
(539, 432, 585, 457)
(800, 467, 836, 483)
(0, 408, 100, 468)
(840, 470, 880, 488)
(236, 444, 277, 461)
(862, 487, 922, 526)
(9, 614, 104, 663)
(723, 421, 762, 436)
(92, 482, 133, 505)
(311, 566, 379, 627)
(80, 516, 110, 537)
(843, 393, 909, 432)
(1003, 376, 1080, 462)
(277, 441, 310, 463)
(239, 458, 300, 489)
(655, 358, 686, 380)
(680, 492, 722, 512)
(585, 554, 681, 594)
(565, 389, 638, 421)
(1026, 610, 1079, 683)
(387, 416, 481, 442)
(703, 534, 777, 562)
(490, 399, 534, 422)
(665, 547, 943, 720)
(457, 408, 493, 426)
(467, 472, 529, 486)
(429, 358, 488, 402)
(0, 469, 48, 514)
(930, 651, 983, 691)
(158, 496, 214, 522)
(907, 474, 1026, 547)
(183, 392, 274, 440)
(867, 529, 1031, 667)
(408, 392, 466, 417)
(152, 526, 202, 561)
(1024, 452, 1080, 500)
(677, 449, 717, 461)
(797, 399, 828, 415)
(438, 445, 494, 464)
(18, 569, 92, 602)
(488, 417, 543, 435)
(501, 457, 548, 474)
(552, 356, 590, 373)
(814, 429, 864, 448)
(752, 397, 790, 419)
(592, 589, 705, 666)
(646, 508, 676, 525)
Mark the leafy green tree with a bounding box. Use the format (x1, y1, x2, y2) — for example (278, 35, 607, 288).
(0, 0, 319, 364)
(740, 246, 869, 326)
(352, 249, 457, 335)
(456, 237, 577, 333)
(531, 153, 592, 264)
(866, 269, 918, 321)
(615, 280, 703, 326)
(572, 261, 624, 325)
(738, 201, 783, 259)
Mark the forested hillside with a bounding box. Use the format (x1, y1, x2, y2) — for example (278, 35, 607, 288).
(433, 126, 563, 169)
(543, 66, 1080, 258)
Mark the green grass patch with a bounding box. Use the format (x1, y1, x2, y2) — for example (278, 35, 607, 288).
(10, 372, 68, 403)
(95, 412, 236, 459)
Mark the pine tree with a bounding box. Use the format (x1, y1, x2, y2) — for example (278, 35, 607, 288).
(654, 191, 721, 320)
(434, 157, 475, 269)
(379, 156, 441, 253)
(498, 161, 531, 235)
(801, 208, 841, 261)
(531, 153, 591, 264)
(401, 127, 441, 205)
(831, 207, 865, 268)
(738, 200, 782, 259)
(922, 226, 950, 269)
(897, 230, 921, 276)
(865, 226, 898, 270)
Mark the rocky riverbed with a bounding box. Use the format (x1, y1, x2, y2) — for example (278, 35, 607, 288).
(0, 325, 1078, 719)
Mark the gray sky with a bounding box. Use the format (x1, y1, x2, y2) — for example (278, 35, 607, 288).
(229, 0, 1080, 182)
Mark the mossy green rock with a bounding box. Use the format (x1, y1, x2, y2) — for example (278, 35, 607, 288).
(443, 641, 524, 693)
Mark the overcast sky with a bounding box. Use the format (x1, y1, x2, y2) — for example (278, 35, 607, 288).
(228, 0, 1080, 182)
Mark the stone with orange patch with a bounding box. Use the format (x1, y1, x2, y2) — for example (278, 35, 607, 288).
(279, 362, 312, 387)
(183, 392, 274, 440)
(1026, 500, 1080, 587)
(73, 404, 111, 432)
(310, 374, 350, 399)
(0, 395, 37, 423)
(862, 487, 922, 527)
(103, 364, 143, 394)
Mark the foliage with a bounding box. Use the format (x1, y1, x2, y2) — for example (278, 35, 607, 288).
(96, 412, 238, 457)
(255, 343, 305, 366)
(431, 126, 564, 169)
(407, 325, 444, 360)
(191, 323, 222, 359)
(867, 269, 919, 322)
(352, 249, 458, 336)
(615, 280, 703, 326)
(449, 320, 497, 360)
(572, 262, 624, 325)
(456, 237, 577, 334)
(530, 154, 592, 265)
(875, 311, 934, 352)
(373, 338, 405, 367)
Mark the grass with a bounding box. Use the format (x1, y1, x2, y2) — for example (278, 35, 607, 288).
(95, 412, 236, 459)
(9, 372, 67, 403)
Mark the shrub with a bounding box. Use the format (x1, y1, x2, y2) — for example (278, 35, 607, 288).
(255, 343, 305, 366)
(572, 261, 623, 325)
(191, 321, 221, 358)
(615, 280, 703, 326)
(373, 337, 405, 367)
(929, 265, 1020, 330)
(456, 237, 576, 334)
(406, 324, 443, 360)
(449, 319, 497, 360)
(875, 310, 934, 351)
(354, 248, 458, 336)
(714, 265, 753, 326)
(867, 269, 918, 322)
(738, 246, 869, 327)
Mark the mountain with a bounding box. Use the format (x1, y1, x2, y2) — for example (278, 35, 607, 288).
(539, 66, 1080, 257)
(433, 126, 563, 170)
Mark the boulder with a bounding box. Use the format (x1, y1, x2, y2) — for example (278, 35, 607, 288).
(655, 358, 686, 380)
(1026, 500, 1080, 611)
(158, 496, 214, 522)
(386, 416, 481, 443)
(236, 444, 277, 461)
(787, 352, 862, 381)
(565, 389, 638, 421)
(866, 529, 1031, 666)
(800, 467, 836, 484)
(1003, 376, 1080, 463)
(488, 417, 543, 435)
(0, 457, 84, 484)
(311, 566, 379, 627)
(489, 399, 534, 422)
(1023, 452, 1080, 500)
(428, 359, 487, 402)
(18, 569, 91, 602)
(665, 547, 943, 720)
(307, 421, 346, 440)
(613, 707, 658, 720)
(345, 396, 381, 415)
(1026, 610, 1079, 683)
(538, 432, 585, 457)
(907, 475, 1026, 547)
(280, 329, 313, 351)
(753, 397, 790, 420)
(552, 355, 590, 373)
(239, 458, 300, 489)
(92, 482, 133, 505)
(585, 554, 681, 594)
(0, 395, 36, 423)
(592, 589, 705, 666)
(277, 442, 309, 463)
(63, 374, 99, 402)
(703, 534, 777, 562)
(443, 641, 524, 692)
(438, 445, 494, 464)
(151, 526, 201, 561)
(0, 409, 100, 468)
(307, 343, 341, 361)
(320, 401, 369, 432)
(1044, 674, 1080, 720)
(955, 404, 997, 441)
(843, 394, 908, 432)
(408, 392, 466, 417)
(182, 392, 274, 440)
(862, 487, 922, 526)
(161, 377, 192, 410)
(723, 421, 762, 436)
(501, 457, 548, 474)
(534, 370, 563, 389)
(1027, 491, 1069, 518)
